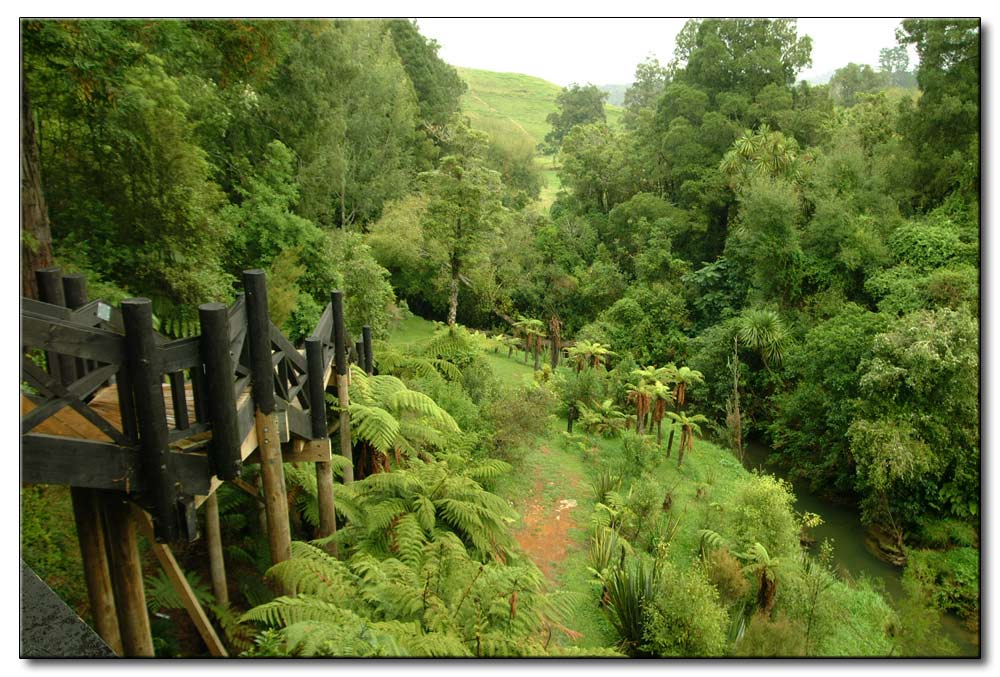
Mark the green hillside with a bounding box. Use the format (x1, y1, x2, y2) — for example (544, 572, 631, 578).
(456, 66, 624, 149)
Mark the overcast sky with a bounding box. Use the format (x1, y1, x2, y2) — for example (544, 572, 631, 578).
(415, 18, 913, 87)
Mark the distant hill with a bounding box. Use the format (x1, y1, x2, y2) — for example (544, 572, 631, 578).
(455, 66, 624, 149)
(599, 84, 628, 106)
(804, 69, 837, 85)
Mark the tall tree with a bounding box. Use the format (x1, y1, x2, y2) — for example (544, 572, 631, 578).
(543, 83, 607, 153)
(20, 81, 53, 298)
(897, 19, 980, 206)
(671, 19, 812, 101)
(420, 120, 505, 325)
(623, 56, 670, 129)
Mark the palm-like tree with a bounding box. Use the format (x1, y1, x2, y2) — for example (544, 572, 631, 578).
(548, 316, 563, 369)
(667, 410, 708, 469)
(649, 382, 675, 447)
(567, 340, 615, 372)
(344, 366, 460, 475)
(742, 542, 780, 616)
(576, 399, 629, 438)
(729, 308, 787, 460)
(626, 382, 654, 435)
(665, 366, 703, 455)
(513, 316, 546, 368)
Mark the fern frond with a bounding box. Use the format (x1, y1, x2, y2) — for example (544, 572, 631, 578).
(350, 403, 400, 454)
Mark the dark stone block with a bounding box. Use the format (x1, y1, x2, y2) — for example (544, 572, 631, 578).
(20, 559, 116, 658)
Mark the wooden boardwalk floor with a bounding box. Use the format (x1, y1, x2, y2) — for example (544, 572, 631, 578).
(20, 383, 237, 446)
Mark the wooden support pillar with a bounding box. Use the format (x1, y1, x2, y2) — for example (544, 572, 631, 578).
(306, 338, 337, 548)
(132, 506, 228, 657)
(354, 340, 364, 368)
(204, 492, 229, 607)
(122, 298, 182, 543)
(103, 494, 154, 657)
(198, 302, 242, 481)
(69, 490, 123, 655)
(362, 325, 374, 375)
(331, 290, 354, 483)
(40, 269, 123, 653)
(243, 270, 291, 565)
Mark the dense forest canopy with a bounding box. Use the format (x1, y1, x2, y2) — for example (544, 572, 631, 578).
(20, 18, 979, 658)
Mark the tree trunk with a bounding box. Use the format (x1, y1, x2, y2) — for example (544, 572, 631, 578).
(567, 405, 575, 433)
(666, 427, 675, 457)
(533, 340, 540, 371)
(21, 83, 54, 299)
(677, 429, 688, 468)
(656, 419, 662, 446)
(447, 261, 459, 326)
(730, 338, 743, 462)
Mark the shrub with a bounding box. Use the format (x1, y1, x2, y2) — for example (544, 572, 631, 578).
(703, 547, 751, 605)
(722, 473, 800, 559)
(904, 547, 979, 620)
(605, 554, 659, 655)
(642, 560, 729, 657)
(733, 612, 806, 656)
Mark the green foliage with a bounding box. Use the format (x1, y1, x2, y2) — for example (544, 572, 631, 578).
(829, 63, 888, 107)
(244, 536, 565, 656)
(543, 83, 608, 152)
(642, 559, 729, 656)
(850, 307, 979, 526)
(604, 554, 659, 655)
(904, 547, 979, 620)
(719, 474, 800, 559)
(20, 486, 87, 617)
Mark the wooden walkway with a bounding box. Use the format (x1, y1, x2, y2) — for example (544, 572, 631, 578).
(21, 267, 366, 657)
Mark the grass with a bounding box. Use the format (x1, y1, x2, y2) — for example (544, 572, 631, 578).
(457, 66, 626, 150)
(386, 314, 909, 655)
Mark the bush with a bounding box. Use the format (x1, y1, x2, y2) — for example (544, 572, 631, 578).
(733, 612, 806, 656)
(722, 473, 800, 559)
(642, 560, 729, 657)
(904, 547, 979, 620)
(484, 384, 556, 465)
(703, 547, 750, 605)
(620, 431, 658, 479)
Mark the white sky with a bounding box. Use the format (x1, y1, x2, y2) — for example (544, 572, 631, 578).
(416, 17, 913, 87)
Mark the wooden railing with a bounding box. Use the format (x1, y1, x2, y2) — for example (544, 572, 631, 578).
(20, 267, 370, 657)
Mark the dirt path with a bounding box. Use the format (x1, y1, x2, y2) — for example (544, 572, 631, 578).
(513, 446, 584, 582)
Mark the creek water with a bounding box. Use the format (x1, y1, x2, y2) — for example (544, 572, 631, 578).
(743, 441, 979, 657)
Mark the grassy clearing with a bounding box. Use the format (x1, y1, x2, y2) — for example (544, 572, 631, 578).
(387, 315, 903, 656)
(457, 66, 626, 148)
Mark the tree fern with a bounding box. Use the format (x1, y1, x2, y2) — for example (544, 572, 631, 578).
(144, 570, 214, 613)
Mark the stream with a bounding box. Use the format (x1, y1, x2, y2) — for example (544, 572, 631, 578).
(743, 441, 979, 657)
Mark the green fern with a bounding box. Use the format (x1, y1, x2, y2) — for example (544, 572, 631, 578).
(144, 570, 214, 613)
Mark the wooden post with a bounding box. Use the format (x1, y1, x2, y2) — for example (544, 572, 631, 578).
(331, 290, 354, 483)
(243, 270, 291, 564)
(121, 298, 181, 543)
(203, 492, 228, 607)
(198, 303, 242, 481)
(62, 274, 94, 377)
(103, 494, 154, 657)
(40, 269, 123, 653)
(354, 340, 364, 368)
(35, 268, 75, 385)
(132, 506, 228, 657)
(306, 337, 337, 547)
(167, 371, 189, 430)
(362, 325, 374, 375)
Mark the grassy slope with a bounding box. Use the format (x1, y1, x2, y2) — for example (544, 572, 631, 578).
(457, 67, 625, 148)
(456, 66, 621, 213)
(388, 314, 901, 656)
